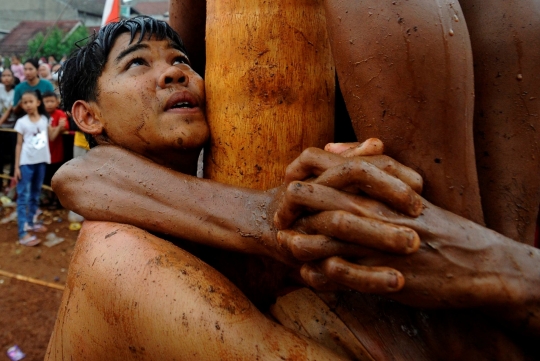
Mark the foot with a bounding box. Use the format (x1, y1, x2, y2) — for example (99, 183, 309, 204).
(19, 234, 40, 247)
(31, 223, 48, 233)
(24, 223, 48, 233)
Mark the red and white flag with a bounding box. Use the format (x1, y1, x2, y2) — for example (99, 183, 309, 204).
(101, 0, 121, 27)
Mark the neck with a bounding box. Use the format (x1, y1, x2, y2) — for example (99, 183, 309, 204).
(151, 149, 201, 175)
(27, 77, 39, 86)
(28, 111, 40, 121)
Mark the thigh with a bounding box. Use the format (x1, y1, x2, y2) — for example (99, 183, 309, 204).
(459, 0, 540, 244)
(29, 163, 46, 194)
(16, 165, 33, 199)
(324, 0, 483, 224)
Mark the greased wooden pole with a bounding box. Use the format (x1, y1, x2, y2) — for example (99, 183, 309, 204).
(324, 0, 483, 224)
(204, 0, 335, 190)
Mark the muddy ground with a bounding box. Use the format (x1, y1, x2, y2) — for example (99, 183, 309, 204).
(0, 205, 78, 361)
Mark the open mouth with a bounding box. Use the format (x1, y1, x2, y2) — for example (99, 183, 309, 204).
(165, 92, 198, 111)
(170, 101, 193, 109)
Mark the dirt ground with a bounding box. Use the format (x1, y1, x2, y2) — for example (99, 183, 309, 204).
(0, 204, 79, 361)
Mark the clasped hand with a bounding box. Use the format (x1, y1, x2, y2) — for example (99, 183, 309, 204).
(272, 139, 425, 294)
(274, 139, 533, 314)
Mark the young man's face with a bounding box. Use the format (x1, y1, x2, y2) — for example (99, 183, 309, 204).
(43, 96, 58, 114)
(92, 33, 209, 166)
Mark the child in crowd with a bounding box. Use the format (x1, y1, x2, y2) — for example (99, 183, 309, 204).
(0, 68, 16, 127)
(43, 91, 68, 207)
(10, 55, 24, 82)
(14, 90, 50, 246)
(0, 68, 18, 187)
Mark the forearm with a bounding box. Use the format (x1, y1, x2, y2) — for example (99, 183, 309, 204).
(0, 108, 9, 125)
(482, 239, 540, 338)
(53, 146, 283, 261)
(48, 125, 62, 141)
(14, 142, 21, 169)
(396, 204, 540, 336)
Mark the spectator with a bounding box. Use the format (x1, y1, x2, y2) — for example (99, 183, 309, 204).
(38, 63, 52, 81)
(0, 68, 16, 127)
(42, 91, 68, 208)
(50, 63, 62, 94)
(14, 90, 51, 246)
(10, 55, 24, 82)
(12, 58, 54, 113)
(0, 68, 18, 182)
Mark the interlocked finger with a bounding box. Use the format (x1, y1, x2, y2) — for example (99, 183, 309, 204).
(312, 158, 423, 217)
(301, 257, 405, 293)
(296, 211, 420, 254)
(277, 230, 378, 262)
(324, 138, 384, 158)
(274, 181, 401, 230)
(284, 147, 422, 194)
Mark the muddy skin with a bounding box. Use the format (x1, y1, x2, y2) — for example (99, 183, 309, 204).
(324, 0, 483, 224)
(321, 0, 540, 358)
(458, 0, 540, 245)
(46, 222, 347, 360)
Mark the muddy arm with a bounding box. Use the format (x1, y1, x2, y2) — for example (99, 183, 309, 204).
(53, 145, 283, 260)
(299, 195, 540, 338)
(53, 145, 419, 264)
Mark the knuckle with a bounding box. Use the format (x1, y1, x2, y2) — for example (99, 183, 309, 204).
(327, 210, 351, 231)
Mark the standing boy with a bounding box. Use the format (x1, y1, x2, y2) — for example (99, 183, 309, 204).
(42, 91, 68, 207)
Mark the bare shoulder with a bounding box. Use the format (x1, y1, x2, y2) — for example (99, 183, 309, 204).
(73, 221, 190, 271)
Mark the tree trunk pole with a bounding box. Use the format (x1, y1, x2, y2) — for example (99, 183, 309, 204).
(204, 0, 335, 190)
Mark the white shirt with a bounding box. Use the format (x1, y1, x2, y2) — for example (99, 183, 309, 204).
(0, 84, 15, 128)
(14, 114, 51, 165)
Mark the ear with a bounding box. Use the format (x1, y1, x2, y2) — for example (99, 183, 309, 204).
(71, 100, 104, 135)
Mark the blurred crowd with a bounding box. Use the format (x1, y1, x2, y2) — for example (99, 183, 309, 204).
(0, 54, 89, 245)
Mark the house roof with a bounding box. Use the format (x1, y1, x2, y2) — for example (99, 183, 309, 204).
(0, 20, 80, 56)
(133, 1, 170, 16)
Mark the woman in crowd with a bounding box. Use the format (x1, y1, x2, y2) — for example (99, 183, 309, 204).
(0, 68, 18, 183)
(12, 59, 54, 113)
(38, 63, 53, 81)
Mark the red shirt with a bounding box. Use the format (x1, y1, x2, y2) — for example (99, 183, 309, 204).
(48, 108, 69, 164)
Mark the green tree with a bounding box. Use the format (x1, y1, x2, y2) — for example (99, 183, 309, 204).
(26, 25, 89, 60)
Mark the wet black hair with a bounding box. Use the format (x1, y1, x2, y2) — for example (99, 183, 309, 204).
(24, 58, 40, 71)
(21, 90, 48, 117)
(59, 16, 189, 148)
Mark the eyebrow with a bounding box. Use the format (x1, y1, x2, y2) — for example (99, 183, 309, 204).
(114, 43, 150, 64)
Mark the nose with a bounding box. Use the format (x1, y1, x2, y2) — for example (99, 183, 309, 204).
(158, 65, 189, 88)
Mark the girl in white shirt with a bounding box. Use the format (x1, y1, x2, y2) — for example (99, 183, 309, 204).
(14, 90, 51, 246)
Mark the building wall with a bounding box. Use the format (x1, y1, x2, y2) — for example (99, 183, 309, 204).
(0, 0, 99, 31)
